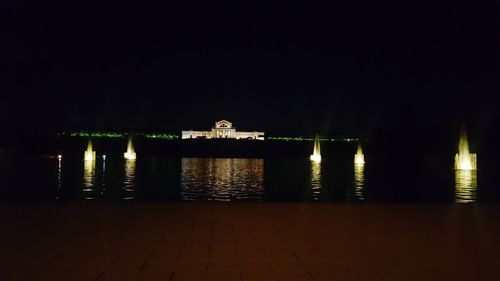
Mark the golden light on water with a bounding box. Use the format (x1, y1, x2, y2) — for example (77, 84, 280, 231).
(354, 144, 365, 165)
(181, 158, 264, 201)
(310, 161, 322, 200)
(56, 155, 62, 200)
(82, 159, 96, 200)
(353, 163, 365, 201)
(309, 136, 322, 163)
(84, 139, 96, 161)
(454, 128, 477, 170)
(455, 169, 477, 203)
(123, 137, 137, 160)
(309, 136, 322, 200)
(123, 158, 136, 200)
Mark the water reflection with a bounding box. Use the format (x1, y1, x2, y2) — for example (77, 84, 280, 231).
(123, 159, 136, 200)
(82, 160, 97, 200)
(353, 164, 365, 201)
(56, 156, 62, 200)
(181, 158, 264, 201)
(455, 170, 477, 203)
(310, 162, 321, 200)
(100, 156, 107, 196)
(40, 155, 489, 203)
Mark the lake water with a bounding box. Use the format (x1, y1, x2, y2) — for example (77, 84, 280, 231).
(1, 151, 497, 203)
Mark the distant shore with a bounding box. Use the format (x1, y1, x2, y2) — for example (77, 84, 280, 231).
(10, 135, 365, 158)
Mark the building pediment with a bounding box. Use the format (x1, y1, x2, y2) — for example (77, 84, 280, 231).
(215, 120, 233, 129)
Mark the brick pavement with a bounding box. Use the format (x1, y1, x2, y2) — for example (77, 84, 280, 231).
(1, 203, 499, 281)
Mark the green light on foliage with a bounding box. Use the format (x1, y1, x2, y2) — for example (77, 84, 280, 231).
(144, 133, 179, 140)
(68, 131, 125, 138)
(65, 131, 180, 140)
(267, 137, 359, 142)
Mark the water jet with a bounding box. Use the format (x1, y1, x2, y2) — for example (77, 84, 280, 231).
(124, 137, 137, 160)
(309, 136, 322, 163)
(454, 128, 477, 170)
(84, 139, 96, 161)
(354, 144, 365, 165)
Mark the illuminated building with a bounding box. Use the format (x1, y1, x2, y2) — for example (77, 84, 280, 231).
(182, 120, 265, 140)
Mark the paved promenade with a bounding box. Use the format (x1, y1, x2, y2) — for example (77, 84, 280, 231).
(1, 203, 499, 280)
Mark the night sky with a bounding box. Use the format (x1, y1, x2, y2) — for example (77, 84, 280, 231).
(3, 1, 497, 142)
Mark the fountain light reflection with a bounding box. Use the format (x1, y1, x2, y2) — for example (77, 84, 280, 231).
(353, 163, 365, 201)
(310, 161, 322, 200)
(123, 159, 136, 200)
(82, 159, 96, 200)
(455, 169, 477, 203)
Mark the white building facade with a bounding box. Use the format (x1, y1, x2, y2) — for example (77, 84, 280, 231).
(182, 120, 265, 140)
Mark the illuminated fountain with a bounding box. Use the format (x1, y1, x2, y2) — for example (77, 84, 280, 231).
(454, 129, 477, 170)
(84, 139, 96, 161)
(354, 144, 365, 165)
(123, 137, 137, 160)
(309, 136, 322, 163)
(346, 144, 366, 201)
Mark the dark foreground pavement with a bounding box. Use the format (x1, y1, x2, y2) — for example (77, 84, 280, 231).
(1, 203, 499, 281)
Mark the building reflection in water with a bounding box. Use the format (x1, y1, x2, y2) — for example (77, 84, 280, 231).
(310, 162, 321, 200)
(82, 160, 96, 200)
(455, 170, 477, 203)
(181, 158, 264, 201)
(353, 163, 365, 201)
(123, 159, 136, 200)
